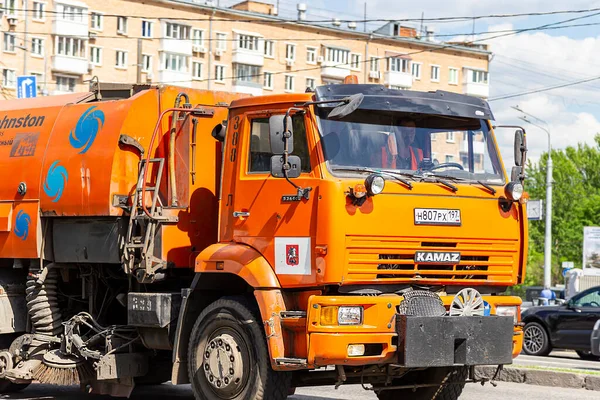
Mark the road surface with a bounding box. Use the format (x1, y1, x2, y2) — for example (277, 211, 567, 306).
(5, 381, 598, 400)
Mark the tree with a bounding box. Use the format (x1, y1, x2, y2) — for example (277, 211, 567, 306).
(525, 135, 600, 286)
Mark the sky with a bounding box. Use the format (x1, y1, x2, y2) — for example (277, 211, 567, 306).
(219, 0, 600, 164)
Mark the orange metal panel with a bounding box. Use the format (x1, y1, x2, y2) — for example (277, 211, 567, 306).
(0, 203, 12, 232)
(0, 201, 40, 258)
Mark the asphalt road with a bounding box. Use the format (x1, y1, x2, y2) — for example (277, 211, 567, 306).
(4, 381, 597, 400)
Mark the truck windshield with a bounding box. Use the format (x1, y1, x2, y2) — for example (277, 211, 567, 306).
(316, 108, 505, 185)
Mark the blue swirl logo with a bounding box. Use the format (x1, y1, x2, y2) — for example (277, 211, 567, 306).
(44, 161, 69, 202)
(13, 210, 31, 241)
(69, 106, 105, 154)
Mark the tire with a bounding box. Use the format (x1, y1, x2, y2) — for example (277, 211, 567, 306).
(576, 350, 600, 361)
(376, 366, 467, 400)
(188, 296, 291, 400)
(522, 322, 551, 356)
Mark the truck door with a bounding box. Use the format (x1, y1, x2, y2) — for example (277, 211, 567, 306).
(226, 111, 320, 286)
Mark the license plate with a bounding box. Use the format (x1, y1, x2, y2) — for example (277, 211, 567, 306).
(414, 208, 461, 226)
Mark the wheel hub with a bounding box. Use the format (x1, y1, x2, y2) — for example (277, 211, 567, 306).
(203, 334, 244, 395)
(524, 325, 543, 353)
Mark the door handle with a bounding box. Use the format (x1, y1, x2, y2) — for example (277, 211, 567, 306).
(233, 211, 250, 218)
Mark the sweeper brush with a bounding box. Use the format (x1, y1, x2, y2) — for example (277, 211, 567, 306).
(32, 350, 95, 386)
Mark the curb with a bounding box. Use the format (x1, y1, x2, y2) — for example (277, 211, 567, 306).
(475, 366, 600, 391)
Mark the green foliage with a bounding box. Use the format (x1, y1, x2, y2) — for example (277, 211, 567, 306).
(525, 134, 600, 286)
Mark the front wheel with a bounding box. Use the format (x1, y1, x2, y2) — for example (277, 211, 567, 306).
(188, 297, 291, 400)
(376, 366, 468, 400)
(522, 322, 551, 356)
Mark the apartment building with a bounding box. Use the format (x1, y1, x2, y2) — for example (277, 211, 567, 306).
(0, 0, 490, 101)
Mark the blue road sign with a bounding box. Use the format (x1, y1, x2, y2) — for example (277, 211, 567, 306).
(17, 75, 37, 99)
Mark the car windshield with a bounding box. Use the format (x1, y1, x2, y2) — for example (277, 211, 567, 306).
(316, 108, 505, 185)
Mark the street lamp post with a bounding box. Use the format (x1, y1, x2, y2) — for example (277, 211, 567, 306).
(512, 106, 553, 289)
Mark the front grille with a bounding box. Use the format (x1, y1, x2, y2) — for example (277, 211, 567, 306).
(346, 236, 518, 284)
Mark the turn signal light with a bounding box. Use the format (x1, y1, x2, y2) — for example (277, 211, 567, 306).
(320, 306, 339, 326)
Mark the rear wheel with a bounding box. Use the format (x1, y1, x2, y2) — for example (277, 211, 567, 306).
(376, 366, 468, 400)
(522, 322, 551, 356)
(576, 350, 600, 361)
(188, 297, 291, 400)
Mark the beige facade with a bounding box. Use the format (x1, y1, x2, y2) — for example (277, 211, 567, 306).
(0, 0, 490, 100)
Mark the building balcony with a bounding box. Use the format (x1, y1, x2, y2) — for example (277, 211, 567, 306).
(462, 82, 489, 99)
(157, 70, 192, 88)
(231, 80, 263, 96)
(460, 140, 485, 154)
(232, 50, 264, 66)
(320, 61, 351, 80)
(160, 38, 192, 56)
(52, 56, 88, 75)
(52, 19, 89, 37)
(384, 71, 412, 88)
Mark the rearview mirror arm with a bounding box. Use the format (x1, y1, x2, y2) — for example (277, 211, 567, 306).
(282, 107, 312, 200)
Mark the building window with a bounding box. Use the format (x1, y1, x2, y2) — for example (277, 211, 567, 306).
(284, 75, 294, 92)
(350, 53, 361, 70)
(431, 65, 440, 82)
(446, 132, 455, 143)
(264, 40, 274, 57)
(238, 34, 260, 51)
(56, 36, 85, 58)
(469, 70, 489, 84)
(56, 3, 84, 22)
(234, 63, 260, 84)
(389, 57, 410, 73)
(117, 16, 128, 35)
(4, 0, 16, 15)
(142, 54, 152, 72)
(286, 44, 296, 61)
(370, 56, 379, 72)
(162, 53, 188, 72)
(31, 72, 44, 91)
(216, 33, 227, 50)
(325, 47, 349, 64)
(31, 38, 44, 56)
(142, 20, 153, 38)
(90, 46, 102, 65)
(192, 29, 204, 46)
(165, 23, 190, 40)
(306, 46, 317, 64)
(115, 50, 128, 69)
(56, 75, 76, 92)
(90, 12, 103, 30)
(449, 67, 459, 85)
(306, 77, 316, 90)
(263, 72, 273, 89)
(33, 2, 46, 21)
(215, 65, 225, 83)
(411, 62, 421, 79)
(445, 154, 454, 163)
(3, 33, 16, 53)
(2, 69, 16, 88)
(192, 62, 202, 79)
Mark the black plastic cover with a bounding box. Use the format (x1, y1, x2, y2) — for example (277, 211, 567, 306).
(314, 84, 494, 121)
(396, 315, 513, 367)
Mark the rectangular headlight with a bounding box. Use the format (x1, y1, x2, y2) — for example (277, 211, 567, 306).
(495, 306, 518, 323)
(338, 306, 363, 325)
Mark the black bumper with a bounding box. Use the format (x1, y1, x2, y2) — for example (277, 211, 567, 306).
(396, 315, 514, 367)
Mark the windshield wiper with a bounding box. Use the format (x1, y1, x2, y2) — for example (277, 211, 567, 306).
(422, 173, 496, 195)
(331, 167, 414, 190)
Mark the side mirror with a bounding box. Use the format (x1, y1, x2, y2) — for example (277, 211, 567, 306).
(327, 93, 364, 120)
(269, 115, 294, 155)
(270, 155, 301, 178)
(514, 129, 526, 167)
(211, 122, 226, 142)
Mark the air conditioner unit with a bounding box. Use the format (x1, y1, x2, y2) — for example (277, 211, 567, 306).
(214, 49, 223, 57)
(88, 62, 94, 71)
(316, 56, 324, 64)
(369, 71, 380, 79)
(193, 44, 206, 53)
(7, 17, 18, 26)
(89, 32, 97, 40)
(286, 59, 294, 67)
(146, 72, 153, 82)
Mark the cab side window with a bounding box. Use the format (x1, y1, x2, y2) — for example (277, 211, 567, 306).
(248, 115, 311, 173)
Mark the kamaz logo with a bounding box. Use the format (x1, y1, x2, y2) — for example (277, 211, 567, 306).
(415, 251, 461, 264)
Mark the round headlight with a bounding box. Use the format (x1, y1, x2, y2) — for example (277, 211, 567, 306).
(505, 181, 523, 201)
(365, 174, 385, 196)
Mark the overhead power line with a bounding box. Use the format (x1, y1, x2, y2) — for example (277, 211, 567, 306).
(489, 75, 600, 101)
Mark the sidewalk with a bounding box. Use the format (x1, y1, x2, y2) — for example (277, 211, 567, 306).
(475, 365, 600, 391)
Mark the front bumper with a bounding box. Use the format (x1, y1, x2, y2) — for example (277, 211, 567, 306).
(306, 295, 522, 367)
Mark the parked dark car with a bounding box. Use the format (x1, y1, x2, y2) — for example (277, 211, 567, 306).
(521, 285, 600, 360)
